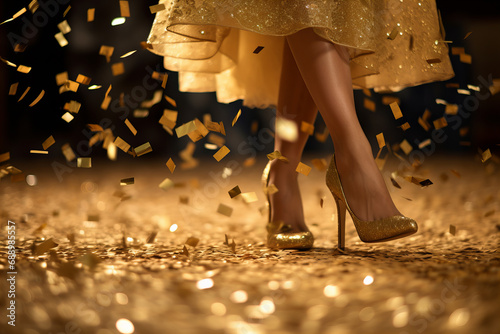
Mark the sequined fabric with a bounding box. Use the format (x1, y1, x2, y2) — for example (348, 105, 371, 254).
(148, 0, 454, 108)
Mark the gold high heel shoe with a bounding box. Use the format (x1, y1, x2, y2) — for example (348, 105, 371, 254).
(326, 154, 418, 250)
(262, 162, 314, 249)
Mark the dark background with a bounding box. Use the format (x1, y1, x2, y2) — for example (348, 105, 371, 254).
(1, 0, 499, 170)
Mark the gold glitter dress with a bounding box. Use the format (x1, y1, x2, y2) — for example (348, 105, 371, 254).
(148, 0, 454, 108)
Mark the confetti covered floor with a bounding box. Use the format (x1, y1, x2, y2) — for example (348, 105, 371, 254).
(1, 153, 499, 334)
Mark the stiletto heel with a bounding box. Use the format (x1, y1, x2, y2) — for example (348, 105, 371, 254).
(326, 154, 418, 250)
(262, 161, 314, 249)
(334, 197, 346, 250)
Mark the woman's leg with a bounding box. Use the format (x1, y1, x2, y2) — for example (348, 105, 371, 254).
(268, 40, 318, 232)
(286, 28, 400, 221)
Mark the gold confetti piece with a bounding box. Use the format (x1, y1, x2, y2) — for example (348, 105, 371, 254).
(111, 62, 125, 76)
(30, 150, 48, 155)
(400, 139, 413, 155)
(489, 79, 500, 95)
(389, 102, 403, 119)
(204, 143, 218, 150)
(467, 84, 480, 91)
(232, 109, 242, 126)
(159, 111, 177, 130)
(150, 3, 166, 13)
(0, 152, 10, 163)
(64, 100, 81, 113)
(426, 58, 441, 64)
(55, 71, 68, 86)
(382, 95, 400, 106)
(276, 117, 298, 142)
(61, 112, 74, 123)
(119, 1, 130, 17)
(300, 121, 314, 136)
(117, 50, 136, 60)
(390, 176, 401, 189)
(448, 224, 457, 236)
(166, 158, 176, 173)
(175, 120, 196, 138)
(362, 88, 372, 97)
(185, 237, 199, 247)
(243, 157, 256, 167)
(363, 98, 376, 112)
(376, 133, 386, 149)
(451, 47, 464, 55)
(481, 149, 491, 163)
(433, 117, 448, 130)
(159, 177, 174, 191)
(57, 20, 71, 34)
(387, 26, 399, 40)
(207, 133, 226, 147)
(445, 104, 458, 115)
(33, 238, 58, 255)
(17, 65, 31, 73)
(114, 137, 130, 153)
(134, 142, 152, 157)
(457, 89, 470, 95)
(61, 143, 75, 162)
(463, 32, 472, 39)
(134, 109, 149, 118)
(29, 0, 39, 13)
(187, 118, 209, 142)
(251, 120, 259, 134)
(0, 58, 16, 69)
(146, 232, 157, 244)
(9, 83, 18, 95)
(165, 95, 177, 107)
(87, 124, 103, 132)
(17, 87, 30, 102)
(181, 245, 189, 257)
(28, 90, 45, 107)
(418, 117, 431, 131)
(101, 95, 112, 110)
(267, 150, 289, 163)
(111, 17, 126, 26)
(54, 32, 68, 47)
(484, 210, 495, 217)
(120, 177, 134, 186)
(400, 122, 411, 131)
(99, 45, 114, 62)
(124, 119, 137, 136)
(179, 196, 189, 205)
(87, 8, 95, 22)
(253, 46, 265, 54)
(241, 192, 258, 203)
(77, 157, 92, 168)
(418, 139, 432, 149)
(76, 74, 91, 85)
(213, 145, 230, 162)
(311, 158, 327, 171)
(459, 53, 472, 64)
(42, 135, 55, 150)
(315, 127, 330, 142)
(1, 8, 26, 24)
(228, 186, 241, 198)
(445, 83, 460, 88)
(267, 183, 278, 195)
(217, 203, 233, 217)
(63, 5, 71, 17)
(219, 121, 226, 135)
(296, 162, 312, 176)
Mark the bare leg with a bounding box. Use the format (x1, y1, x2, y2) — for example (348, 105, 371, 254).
(269, 40, 318, 232)
(286, 28, 401, 221)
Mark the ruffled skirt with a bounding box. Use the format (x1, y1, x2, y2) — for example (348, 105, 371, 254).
(148, 0, 454, 108)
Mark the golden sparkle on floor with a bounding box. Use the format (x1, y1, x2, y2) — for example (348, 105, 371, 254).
(0, 154, 499, 334)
